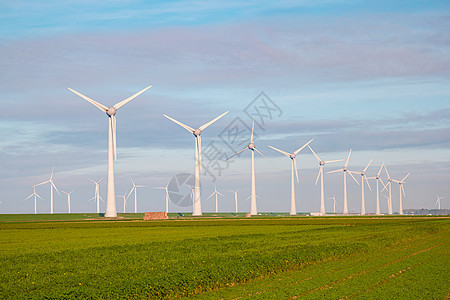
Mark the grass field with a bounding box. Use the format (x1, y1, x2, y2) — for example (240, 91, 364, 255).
(0, 214, 448, 299)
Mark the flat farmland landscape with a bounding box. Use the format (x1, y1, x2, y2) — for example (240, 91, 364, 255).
(0, 215, 448, 299)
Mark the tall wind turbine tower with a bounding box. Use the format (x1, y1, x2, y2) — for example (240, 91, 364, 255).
(269, 139, 313, 215)
(308, 145, 343, 215)
(61, 190, 74, 214)
(229, 190, 239, 213)
(207, 185, 224, 214)
(350, 159, 373, 215)
(367, 162, 386, 215)
(163, 111, 229, 216)
(227, 118, 263, 216)
(35, 169, 59, 214)
(127, 177, 145, 213)
(68, 85, 152, 217)
(24, 186, 42, 215)
(328, 149, 359, 214)
(392, 172, 410, 215)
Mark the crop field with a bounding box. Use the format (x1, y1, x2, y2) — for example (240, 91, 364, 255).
(0, 215, 448, 299)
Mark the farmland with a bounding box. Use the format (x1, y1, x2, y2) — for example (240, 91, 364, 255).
(0, 215, 448, 299)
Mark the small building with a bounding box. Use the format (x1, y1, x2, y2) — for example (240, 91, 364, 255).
(144, 212, 168, 220)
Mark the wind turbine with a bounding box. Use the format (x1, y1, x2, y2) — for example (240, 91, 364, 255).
(117, 192, 129, 213)
(308, 145, 343, 215)
(127, 177, 145, 214)
(163, 111, 229, 216)
(227, 118, 263, 216)
(61, 190, 74, 214)
(327, 149, 359, 214)
(367, 162, 387, 215)
(35, 169, 60, 214)
(435, 195, 446, 209)
(154, 184, 169, 213)
(24, 186, 42, 215)
(207, 185, 224, 214)
(269, 139, 313, 215)
(328, 195, 337, 214)
(228, 190, 239, 213)
(68, 85, 152, 217)
(89, 178, 103, 214)
(392, 172, 410, 215)
(349, 159, 373, 215)
(381, 165, 393, 215)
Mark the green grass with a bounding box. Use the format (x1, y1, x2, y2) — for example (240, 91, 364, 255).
(0, 216, 448, 299)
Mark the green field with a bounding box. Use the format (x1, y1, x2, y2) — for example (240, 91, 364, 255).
(0, 214, 448, 299)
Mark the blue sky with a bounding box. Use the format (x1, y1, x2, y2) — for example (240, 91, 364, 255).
(1, 1, 449, 214)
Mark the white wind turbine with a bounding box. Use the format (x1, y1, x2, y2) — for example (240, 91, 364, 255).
(381, 165, 394, 215)
(117, 192, 130, 213)
(207, 185, 224, 214)
(269, 139, 313, 215)
(163, 111, 229, 216)
(327, 149, 359, 215)
(61, 190, 74, 214)
(435, 195, 445, 209)
(68, 85, 152, 217)
(154, 184, 169, 213)
(392, 172, 410, 215)
(308, 145, 343, 215)
(367, 162, 387, 215)
(227, 118, 263, 216)
(228, 190, 239, 213)
(349, 159, 373, 215)
(127, 177, 145, 214)
(328, 195, 337, 214)
(24, 186, 42, 215)
(89, 178, 103, 214)
(35, 169, 60, 214)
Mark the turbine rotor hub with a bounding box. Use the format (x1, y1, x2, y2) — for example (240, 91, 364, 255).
(248, 143, 255, 150)
(319, 161, 325, 166)
(290, 153, 296, 159)
(193, 129, 202, 136)
(106, 107, 117, 116)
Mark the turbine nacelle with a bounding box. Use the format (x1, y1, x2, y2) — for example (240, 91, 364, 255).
(193, 128, 202, 136)
(248, 142, 255, 150)
(106, 107, 117, 117)
(319, 160, 325, 166)
(290, 153, 296, 159)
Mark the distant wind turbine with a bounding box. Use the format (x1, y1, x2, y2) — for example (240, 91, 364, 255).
(207, 185, 224, 213)
(269, 139, 313, 215)
(24, 186, 42, 215)
(227, 118, 263, 216)
(127, 177, 145, 213)
(61, 190, 74, 214)
(68, 85, 152, 217)
(228, 190, 239, 213)
(392, 172, 411, 215)
(308, 145, 343, 215)
(154, 184, 169, 213)
(349, 159, 373, 215)
(328, 195, 337, 214)
(381, 165, 394, 215)
(35, 169, 60, 214)
(435, 195, 446, 209)
(163, 111, 229, 216)
(327, 149, 359, 214)
(89, 178, 103, 214)
(117, 192, 129, 213)
(367, 162, 387, 215)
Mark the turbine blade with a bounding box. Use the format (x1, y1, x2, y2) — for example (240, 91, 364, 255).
(127, 187, 134, 200)
(206, 192, 215, 200)
(364, 175, 371, 191)
(35, 180, 49, 187)
(294, 158, 299, 183)
(363, 159, 373, 173)
(401, 185, 406, 197)
(163, 114, 195, 133)
(377, 162, 385, 176)
(24, 194, 33, 201)
(254, 148, 264, 157)
(294, 139, 314, 155)
(268, 145, 290, 157)
(308, 145, 321, 162)
(324, 159, 344, 164)
(226, 147, 248, 160)
(199, 111, 229, 131)
(68, 88, 108, 112)
(384, 165, 390, 179)
(348, 171, 360, 185)
(315, 167, 322, 186)
(327, 169, 343, 174)
(51, 182, 60, 195)
(379, 178, 387, 190)
(402, 172, 411, 182)
(113, 85, 152, 110)
(344, 149, 352, 168)
(250, 117, 255, 144)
